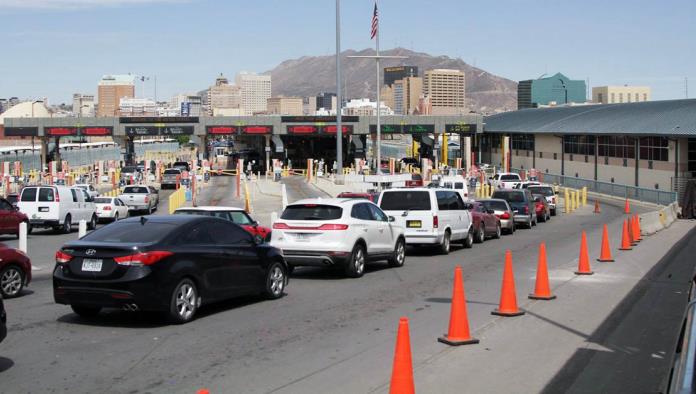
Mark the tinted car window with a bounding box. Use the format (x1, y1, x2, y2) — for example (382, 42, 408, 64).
(82, 220, 179, 243)
(123, 186, 149, 194)
(451, 192, 465, 210)
(164, 169, 181, 175)
(208, 221, 252, 245)
(177, 224, 214, 244)
(229, 211, 253, 224)
(351, 203, 373, 220)
(368, 204, 388, 221)
(20, 188, 37, 202)
(94, 198, 112, 204)
(481, 200, 509, 211)
(380, 191, 431, 211)
(281, 205, 343, 220)
(0, 199, 12, 211)
(500, 174, 521, 181)
(121, 166, 137, 173)
(528, 186, 554, 196)
(39, 188, 56, 202)
(436, 191, 449, 211)
(492, 191, 526, 203)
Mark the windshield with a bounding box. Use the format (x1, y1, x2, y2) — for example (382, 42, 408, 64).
(121, 166, 136, 173)
(81, 221, 178, 243)
(480, 200, 509, 211)
(492, 191, 526, 203)
(380, 191, 431, 211)
(529, 187, 554, 196)
(281, 205, 343, 220)
(93, 198, 112, 204)
(500, 174, 521, 181)
(164, 169, 181, 175)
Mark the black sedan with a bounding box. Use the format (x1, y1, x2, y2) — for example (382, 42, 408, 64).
(53, 215, 289, 324)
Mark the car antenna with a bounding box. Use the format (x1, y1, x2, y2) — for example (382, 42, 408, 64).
(140, 216, 147, 225)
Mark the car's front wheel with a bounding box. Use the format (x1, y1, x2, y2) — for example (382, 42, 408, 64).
(462, 229, 474, 248)
(345, 243, 366, 278)
(0, 265, 24, 298)
(388, 238, 406, 267)
(168, 278, 198, 324)
(88, 214, 97, 230)
(263, 262, 286, 299)
(61, 215, 72, 234)
(475, 224, 485, 244)
(71, 305, 101, 318)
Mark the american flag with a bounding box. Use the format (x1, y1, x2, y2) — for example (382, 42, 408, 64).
(370, 2, 378, 40)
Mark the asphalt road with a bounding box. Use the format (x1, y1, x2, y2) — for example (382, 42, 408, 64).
(0, 181, 679, 394)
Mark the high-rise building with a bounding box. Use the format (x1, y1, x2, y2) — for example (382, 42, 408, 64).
(391, 77, 422, 115)
(72, 93, 95, 117)
(517, 73, 586, 109)
(236, 72, 271, 115)
(170, 94, 202, 116)
(592, 86, 651, 104)
(384, 66, 418, 87)
(207, 74, 241, 116)
(422, 69, 466, 115)
(303, 96, 317, 115)
(315, 92, 337, 111)
(97, 75, 135, 117)
(267, 97, 303, 115)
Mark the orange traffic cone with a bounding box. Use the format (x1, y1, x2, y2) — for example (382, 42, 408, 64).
(492, 250, 525, 316)
(438, 266, 479, 346)
(529, 242, 556, 300)
(597, 224, 615, 262)
(628, 216, 638, 246)
(575, 230, 594, 275)
(637, 215, 643, 239)
(624, 198, 630, 214)
(389, 317, 415, 394)
(197, 390, 210, 394)
(594, 200, 601, 214)
(632, 215, 642, 242)
(619, 220, 633, 251)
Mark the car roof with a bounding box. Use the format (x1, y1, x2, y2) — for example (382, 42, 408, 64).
(175, 206, 245, 212)
(290, 198, 360, 206)
(119, 214, 207, 225)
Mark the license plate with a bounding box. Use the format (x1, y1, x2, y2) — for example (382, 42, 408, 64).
(293, 233, 311, 242)
(39, 207, 49, 212)
(407, 220, 422, 228)
(82, 259, 103, 272)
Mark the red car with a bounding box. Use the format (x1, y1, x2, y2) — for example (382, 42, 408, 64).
(0, 244, 32, 298)
(533, 196, 551, 222)
(0, 197, 30, 237)
(337, 192, 380, 202)
(174, 206, 272, 241)
(469, 201, 502, 243)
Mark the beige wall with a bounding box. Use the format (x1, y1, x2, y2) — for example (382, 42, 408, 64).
(97, 84, 134, 117)
(592, 86, 651, 104)
(267, 97, 303, 115)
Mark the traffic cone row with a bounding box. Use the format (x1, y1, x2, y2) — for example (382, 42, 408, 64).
(386, 214, 647, 392)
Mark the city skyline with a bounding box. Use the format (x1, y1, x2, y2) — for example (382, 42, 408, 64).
(0, 0, 694, 103)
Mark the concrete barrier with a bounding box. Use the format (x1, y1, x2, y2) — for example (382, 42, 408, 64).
(639, 211, 664, 235)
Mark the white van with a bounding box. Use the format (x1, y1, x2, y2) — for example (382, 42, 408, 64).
(378, 188, 474, 254)
(435, 176, 470, 201)
(18, 185, 98, 233)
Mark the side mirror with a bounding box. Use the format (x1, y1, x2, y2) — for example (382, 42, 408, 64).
(463, 203, 474, 210)
(388, 216, 396, 222)
(252, 220, 259, 226)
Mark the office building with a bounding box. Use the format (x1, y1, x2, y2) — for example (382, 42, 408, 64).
(267, 97, 303, 116)
(303, 97, 317, 115)
(118, 98, 156, 117)
(393, 77, 423, 115)
(342, 98, 393, 116)
(517, 73, 586, 109)
(171, 94, 202, 116)
(384, 66, 418, 87)
(236, 72, 272, 115)
(423, 69, 466, 115)
(592, 86, 651, 104)
(316, 92, 337, 112)
(72, 94, 95, 117)
(97, 75, 135, 117)
(207, 74, 241, 116)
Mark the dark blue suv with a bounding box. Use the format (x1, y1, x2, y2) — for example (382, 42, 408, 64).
(492, 189, 537, 228)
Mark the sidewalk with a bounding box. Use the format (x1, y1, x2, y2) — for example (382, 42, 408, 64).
(404, 219, 696, 394)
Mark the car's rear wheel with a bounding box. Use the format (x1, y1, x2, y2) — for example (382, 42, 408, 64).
(61, 215, 72, 234)
(494, 223, 502, 239)
(475, 224, 485, 244)
(463, 229, 474, 249)
(168, 278, 198, 324)
(439, 231, 451, 254)
(551, 208, 556, 217)
(0, 265, 24, 298)
(113, 212, 119, 222)
(88, 214, 97, 230)
(71, 305, 101, 318)
(388, 238, 406, 267)
(345, 243, 366, 278)
(263, 262, 286, 299)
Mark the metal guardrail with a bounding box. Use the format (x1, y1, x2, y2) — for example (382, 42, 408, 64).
(668, 294, 696, 393)
(513, 170, 678, 206)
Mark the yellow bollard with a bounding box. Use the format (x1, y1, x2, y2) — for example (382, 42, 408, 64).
(582, 187, 587, 206)
(575, 189, 580, 209)
(564, 188, 570, 214)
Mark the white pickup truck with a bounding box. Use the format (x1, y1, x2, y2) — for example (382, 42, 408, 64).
(118, 185, 158, 214)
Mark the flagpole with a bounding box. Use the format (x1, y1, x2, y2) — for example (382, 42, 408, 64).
(335, 0, 343, 176)
(375, 0, 381, 175)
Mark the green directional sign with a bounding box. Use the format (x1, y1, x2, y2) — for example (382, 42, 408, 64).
(369, 124, 434, 133)
(445, 123, 477, 134)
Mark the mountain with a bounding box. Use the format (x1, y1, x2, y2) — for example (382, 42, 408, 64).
(265, 48, 517, 114)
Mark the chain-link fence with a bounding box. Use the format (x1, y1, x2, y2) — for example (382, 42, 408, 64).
(514, 169, 677, 206)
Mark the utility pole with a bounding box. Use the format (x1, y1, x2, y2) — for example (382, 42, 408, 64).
(335, 0, 343, 176)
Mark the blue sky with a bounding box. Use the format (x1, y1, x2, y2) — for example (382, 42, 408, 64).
(1, 0, 694, 104)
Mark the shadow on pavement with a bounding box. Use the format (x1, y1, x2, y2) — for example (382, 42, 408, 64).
(290, 263, 394, 281)
(540, 225, 696, 394)
(0, 356, 14, 373)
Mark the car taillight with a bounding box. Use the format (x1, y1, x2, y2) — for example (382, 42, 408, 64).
(524, 206, 529, 214)
(433, 215, 439, 228)
(552, 197, 556, 204)
(54, 188, 60, 202)
(144, 196, 149, 203)
(273, 222, 290, 229)
(498, 212, 510, 220)
(55, 250, 72, 264)
(317, 224, 349, 230)
(113, 251, 173, 266)
(103, 205, 112, 210)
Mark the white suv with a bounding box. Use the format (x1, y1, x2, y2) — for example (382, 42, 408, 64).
(378, 188, 474, 254)
(271, 198, 406, 278)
